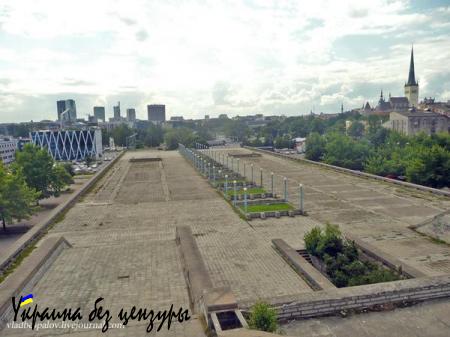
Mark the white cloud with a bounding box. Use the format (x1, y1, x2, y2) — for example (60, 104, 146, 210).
(0, 0, 449, 121)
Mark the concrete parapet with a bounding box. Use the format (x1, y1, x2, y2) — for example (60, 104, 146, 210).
(344, 233, 427, 278)
(253, 274, 450, 322)
(129, 157, 162, 162)
(0, 151, 125, 275)
(176, 226, 213, 313)
(272, 239, 336, 291)
(0, 236, 71, 329)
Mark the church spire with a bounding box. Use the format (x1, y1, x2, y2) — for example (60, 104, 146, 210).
(407, 46, 417, 86)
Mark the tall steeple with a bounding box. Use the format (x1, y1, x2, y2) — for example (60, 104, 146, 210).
(404, 45, 419, 107)
(407, 46, 417, 86)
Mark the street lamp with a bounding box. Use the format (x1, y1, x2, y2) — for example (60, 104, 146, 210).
(243, 187, 248, 213)
(233, 180, 237, 206)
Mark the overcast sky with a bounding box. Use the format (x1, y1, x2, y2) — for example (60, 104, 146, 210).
(0, 0, 449, 122)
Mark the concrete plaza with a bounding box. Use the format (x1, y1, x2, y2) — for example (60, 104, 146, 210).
(2, 148, 450, 336)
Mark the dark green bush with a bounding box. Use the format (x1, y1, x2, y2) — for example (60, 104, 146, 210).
(248, 301, 278, 333)
(304, 224, 399, 287)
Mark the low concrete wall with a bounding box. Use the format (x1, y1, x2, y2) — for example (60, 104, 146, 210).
(129, 157, 161, 162)
(0, 151, 125, 274)
(272, 274, 450, 322)
(246, 147, 450, 197)
(345, 233, 427, 279)
(176, 226, 214, 313)
(0, 236, 71, 329)
(272, 239, 336, 291)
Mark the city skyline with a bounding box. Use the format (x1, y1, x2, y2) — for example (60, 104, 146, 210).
(1, 0, 450, 122)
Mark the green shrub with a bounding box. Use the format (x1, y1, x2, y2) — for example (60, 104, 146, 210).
(248, 301, 278, 333)
(304, 226, 321, 256)
(303, 224, 399, 287)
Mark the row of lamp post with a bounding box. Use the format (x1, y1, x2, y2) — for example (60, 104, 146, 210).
(184, 145, 304, 215)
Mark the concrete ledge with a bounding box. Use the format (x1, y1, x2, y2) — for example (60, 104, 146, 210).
(246, 146, 450, 197)
(0, 236, 71, 328)
(129, 157, 161, 162)
(0, 151, 124, 275)
(272, 239, 336, 291)
(227, 153, 262, 158)
(219, 329, 294, 337)
(345, 233, 427, 278)
(244, 209, 304, 220)
(240, 274, 450, 322)
(176, 226, 213, 313)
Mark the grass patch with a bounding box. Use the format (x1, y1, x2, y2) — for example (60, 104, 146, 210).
(0, 244, 36, 284)
(216, 179, 246, 185)
(226, 187, 266, 196)
(242, 203, 294, 213)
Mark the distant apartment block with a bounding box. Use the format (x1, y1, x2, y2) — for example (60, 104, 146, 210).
(0, 136, 18, 165)
(385, 110, 449, 136)
(57, 99, 77, 122)
(147, 104, 166, 124)
(31, 129, 103, 161)
(93, 106, 106, 122)
(126, 108, 136, 122)
(113, 102, 121, 120)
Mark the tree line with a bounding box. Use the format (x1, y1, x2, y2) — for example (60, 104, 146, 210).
(99, 112, 449, 189)
(0, 144, 73, 230)
(305, 126, 450, 188)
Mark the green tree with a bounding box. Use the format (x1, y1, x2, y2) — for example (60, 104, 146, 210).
(305, 132, 325, 161)
(111, 124, 133, 146)
(347, 121, 365, 139)
(163, 128, 202, 150)
(13, 144, 55, 199)
(13, 144, 74, 200)
(0, 164, 39, 230)
(143, 124, 164, 147)
(51, 165, 74, 197)
(248, 301, 278, 333)
(404, 144, 450, 188)
(274, 135, 291, 149)
(367, 128, 390, 147)
(223, 119, 250, 142)
(323, 133, 371, 170)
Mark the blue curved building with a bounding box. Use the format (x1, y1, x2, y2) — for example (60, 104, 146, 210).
(30, 128, 103, 161)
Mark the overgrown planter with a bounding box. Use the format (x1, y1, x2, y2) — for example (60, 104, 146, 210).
(307, 250, 404, 288)
(303, 225, 403, 288)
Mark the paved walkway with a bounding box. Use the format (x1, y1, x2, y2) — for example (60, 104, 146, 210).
(211, 147, 450, 277)
(4, 148, 450, 336)
(283, 298, 450, 337)
(2, 150, 312, 337)
(0, 176, 89, 258)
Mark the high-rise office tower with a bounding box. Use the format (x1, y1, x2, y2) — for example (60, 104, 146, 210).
(126, 108, 136, 122)
(93, 106, 106, 122)
(56, 99, 77, 122)
(113, 102, 121, 120)
(147, 104, 166, 124)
